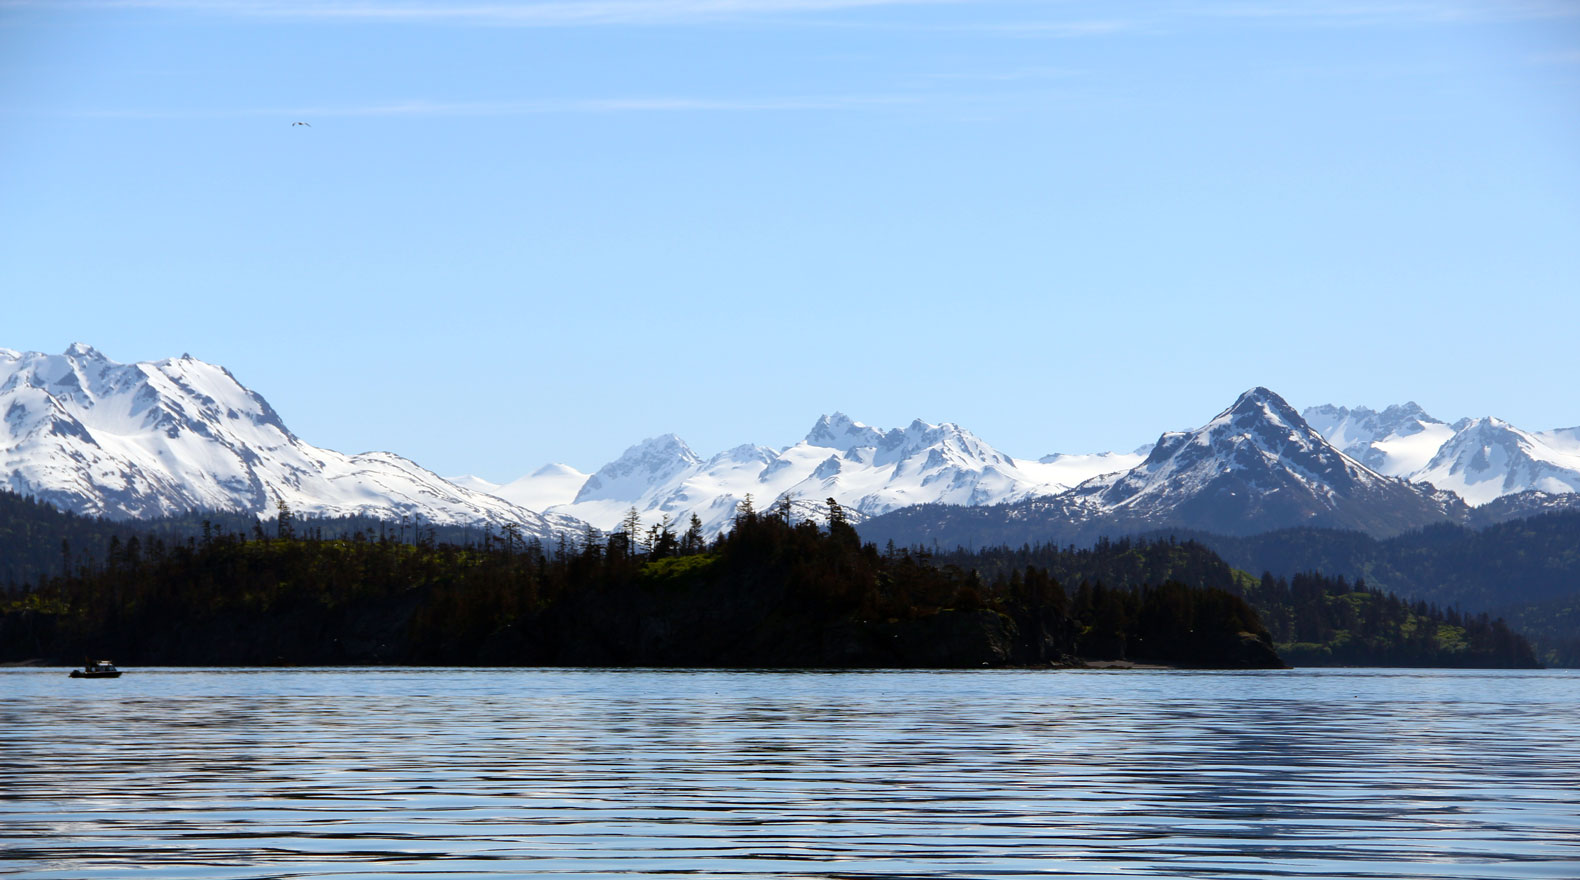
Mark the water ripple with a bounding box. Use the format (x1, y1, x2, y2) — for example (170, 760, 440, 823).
(2, 668, 1577, 878)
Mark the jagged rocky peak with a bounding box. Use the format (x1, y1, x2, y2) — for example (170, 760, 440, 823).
(1304, 401, 1444, 441)
(532, 410, 1079, 536)
(1302, 399, 1456, 477)
(828, 417, 1012, 473)
(804, 412, 885, 450)
(1171, 386, 1345, 473)
(1446, 416, 1510, 439)
(652, 433, 702, 465)
(1418, 417, 1528, 479)
(574, 433, 702, 502)
(1140, 431, 1190, 464)
(625, 433, 699, 462)
(1223, 385, 1306, 427)
(64, 341, 106, 360)
(1084, 386, 1391, 512)
(1413, 417, 1580, 506)
(708, 443, 778, 467)
(1301, 403, 1347, 432)
(880, 417, 992, 456)
(811, 454, 843, 480)
(1381, 401, 1437, 426)
(1028, 386, 1469, 538)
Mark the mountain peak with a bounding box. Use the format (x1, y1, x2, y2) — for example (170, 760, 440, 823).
(531, 462, 584, 478)
(1302, 399, 1455, 477)
(634, 432, 695, 455)
(64, 342, 105, 361)
(1458, 416, 1511, 433)
(609, 433, 701, 471)
(708, 443, 777, 468)
(1414, 416, 1580, 506)
(1226, 386, 1300, 421)
(1210, 388, 1317, 447)
(0, 345, 576, 534)
(1386, 401, 1431, 419)
(1060, 387, 1461, 536)
(573, 433, 702, 504)
(804, 412, 884, 449)
(1104, 389, 1360, 498)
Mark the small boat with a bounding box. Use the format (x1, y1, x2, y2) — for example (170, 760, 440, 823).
(69, 660, 122, 679)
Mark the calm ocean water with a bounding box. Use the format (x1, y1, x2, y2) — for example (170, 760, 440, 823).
(1, 667, 1576, 879)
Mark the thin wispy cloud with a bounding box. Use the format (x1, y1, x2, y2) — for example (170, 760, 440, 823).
(1193, 0, 1580, 26)
(13, 0, 1576, 28)
(57, 93, 937, 120)
(4, 0, 970, 26)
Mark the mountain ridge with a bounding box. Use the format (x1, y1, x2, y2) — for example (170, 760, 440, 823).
(465, 412, 1147, 536)
(6, 344, 1578, 543)
(857, 387, 1473, 549)
(1301, 401, 1580, 505)
(0, 345, 579, 540)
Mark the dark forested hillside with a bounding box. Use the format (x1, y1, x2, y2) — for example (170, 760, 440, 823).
(0, 491, 126, 589)
(1, 489, 1548, 668)
(1246, 571, 1535, 667)
(0, 487, 504, 590)
(936, 537, 1247, 599)
(937, 538, 1539, 668)
(0, 500, 1279, 669)
(1168, 513, 1580, 665)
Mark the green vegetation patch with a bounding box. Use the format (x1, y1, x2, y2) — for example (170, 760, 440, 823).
(639, 554, 719, 586)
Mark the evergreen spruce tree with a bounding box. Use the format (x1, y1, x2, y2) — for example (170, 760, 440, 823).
(681, 514, 706, 555)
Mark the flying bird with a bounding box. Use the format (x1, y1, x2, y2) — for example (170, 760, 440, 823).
(291, 121, 311, 127)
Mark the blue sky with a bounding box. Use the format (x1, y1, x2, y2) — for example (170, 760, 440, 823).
(3, 0, 1577, 481)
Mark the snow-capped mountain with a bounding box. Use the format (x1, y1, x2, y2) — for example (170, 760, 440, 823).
(1301, 402, 1455, 476)
(1026, 450, 1155, 489)
(1412, 418, 1580, 506)
(17, 342, 1572, 545)
(0, 345, 580, 538)
(1064, 387, 1465, 535)
(490, 413, 1146, 536)
(857, 387, 1470, 548)
(1303, 402, 1580, 506)
(478, 463, 592, 513)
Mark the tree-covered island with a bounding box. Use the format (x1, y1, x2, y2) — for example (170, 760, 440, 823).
(3, 497, 1284, 669)
(0, 492, 1539, 668)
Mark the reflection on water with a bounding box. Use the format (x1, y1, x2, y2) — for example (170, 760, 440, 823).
(2, 668, 1577, 878)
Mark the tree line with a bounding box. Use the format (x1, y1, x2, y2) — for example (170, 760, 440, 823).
(936, 536, 1538, 667)
(1, 497, 1279, 669)
(1171, 513, 1580, 666)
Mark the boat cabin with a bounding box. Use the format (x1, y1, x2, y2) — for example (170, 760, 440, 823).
(69, 660, 122, 678)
